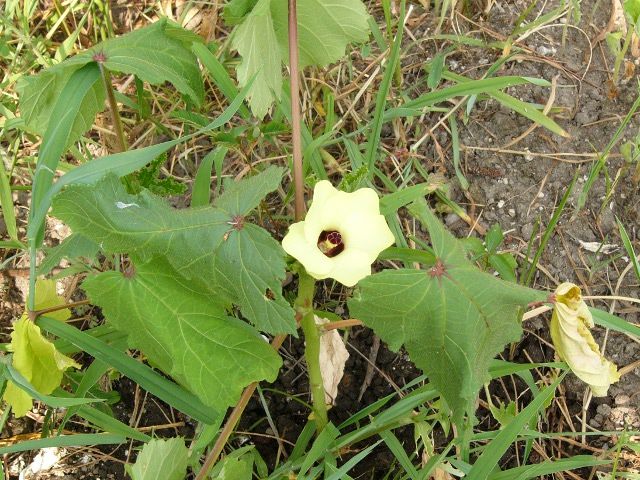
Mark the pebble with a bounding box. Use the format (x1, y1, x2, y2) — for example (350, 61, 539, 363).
(524, 149, 534, 162)
(497, 200, 505, 209)
(536, 45, 557, 56)
(596, 403, 612, 416)
(508, 208, 516, 217)
(614, 394, 631, 405)
(445, 213, 460, 226)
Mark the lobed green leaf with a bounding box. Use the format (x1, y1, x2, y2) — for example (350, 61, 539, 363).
(83, 257, 282, 413)
(348, 200, 540, 424)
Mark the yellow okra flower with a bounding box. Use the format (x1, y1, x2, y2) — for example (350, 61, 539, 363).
(282, 181, 395, 286)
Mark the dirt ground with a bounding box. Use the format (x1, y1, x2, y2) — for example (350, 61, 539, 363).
(2, 0, 639, 478)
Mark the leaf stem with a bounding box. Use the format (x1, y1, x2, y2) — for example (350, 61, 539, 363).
(194, 334, 286, 480)
(288, 0, 305, 222)
(98, 63, 128, 152)
(28, 299, 91, 322)
(296, 269, 328, 431)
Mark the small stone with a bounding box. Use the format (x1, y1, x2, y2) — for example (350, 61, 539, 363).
(524, 149, 534, 162)
(537, 191, 544, 198)
(536, 45, 557, 56)
(615, 394, 631, 405)
(508, 208, 516, 217)
(445, 213, 460, 226)
(597, 403, 612, 416)
(497, 200, 505, 209)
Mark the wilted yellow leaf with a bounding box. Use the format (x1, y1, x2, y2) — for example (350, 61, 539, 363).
(550, 283, 620, 397)
(4, 280, 79, 416)
(28, 278, 71, 321)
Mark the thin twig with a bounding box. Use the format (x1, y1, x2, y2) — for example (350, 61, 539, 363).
(97, 61, 128, 152)
(288, 0, 305, 222)
(196, 3, 307, 475)
(28, 300, 91, 322)
(321, 319, 363, 331)
(194, 335, 286, 480)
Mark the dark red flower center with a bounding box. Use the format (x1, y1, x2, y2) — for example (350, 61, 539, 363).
(317, 230, 344, 257)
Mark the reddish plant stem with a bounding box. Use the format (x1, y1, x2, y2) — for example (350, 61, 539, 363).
(28, 300, 91, 322)
(321, 319, 363, 331)
(97, 63, 128, 153)
(196, 2, 305, 476)
(288, 0, 305, 222)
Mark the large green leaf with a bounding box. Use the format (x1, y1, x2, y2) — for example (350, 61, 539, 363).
(231, 0, 370, 117)
(16, 64, 105, 149)
(126, 438, 189, 480)
(82, 20, 204, 106)
(348, 200, 540, 424)
(52, 174, 228, 261)
(231, 0, 283, 119)
(270, 0, 370, 67)
(51, 168, 296, 334)
(18, 20, 203, 145)
(82, 257, 281, 412)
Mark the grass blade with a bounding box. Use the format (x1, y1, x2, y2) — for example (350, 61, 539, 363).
(0, 358, 105, 409)
(489, 455, 609, 480)
(590, 308, 640, 338)
(0, 157, 21, 245)
(617, 217, 640, 281)
(465, 374, 564, 480)
(192, 147, 227, 207)
(449, 115, 469, 189)
(37, 316, 216, 424)
(576, 93, 640, 212)
(385, 77, 549, 120)
(325, 440, 382, 480)
(192, 42, 251, 119)
(490, 90, 568, 138)
(522, 172, 577, 286)
(0, 433, 126, 455)
(365, 0, 404, 172)
(379, 429, 419, 478)
(29, 63, 101, 247)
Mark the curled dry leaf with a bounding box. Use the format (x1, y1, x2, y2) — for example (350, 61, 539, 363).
(550, 283, 620, 397)
(315, 316, 350, 405)
(578, 240, 619, 254)
(595, 0, 627, 43)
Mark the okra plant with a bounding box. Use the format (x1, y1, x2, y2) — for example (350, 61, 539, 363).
(1, 0, 635, 478)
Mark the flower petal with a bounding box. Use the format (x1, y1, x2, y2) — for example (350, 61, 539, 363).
(550, 283, 620, 397)
(304, 181, 340, 243)
(340, 187, 380, 215)
(327, 249, 372, 287)
(282, 222, 332, 279)
(338, 212, 395, 260)
(285, 181, 394, 286)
